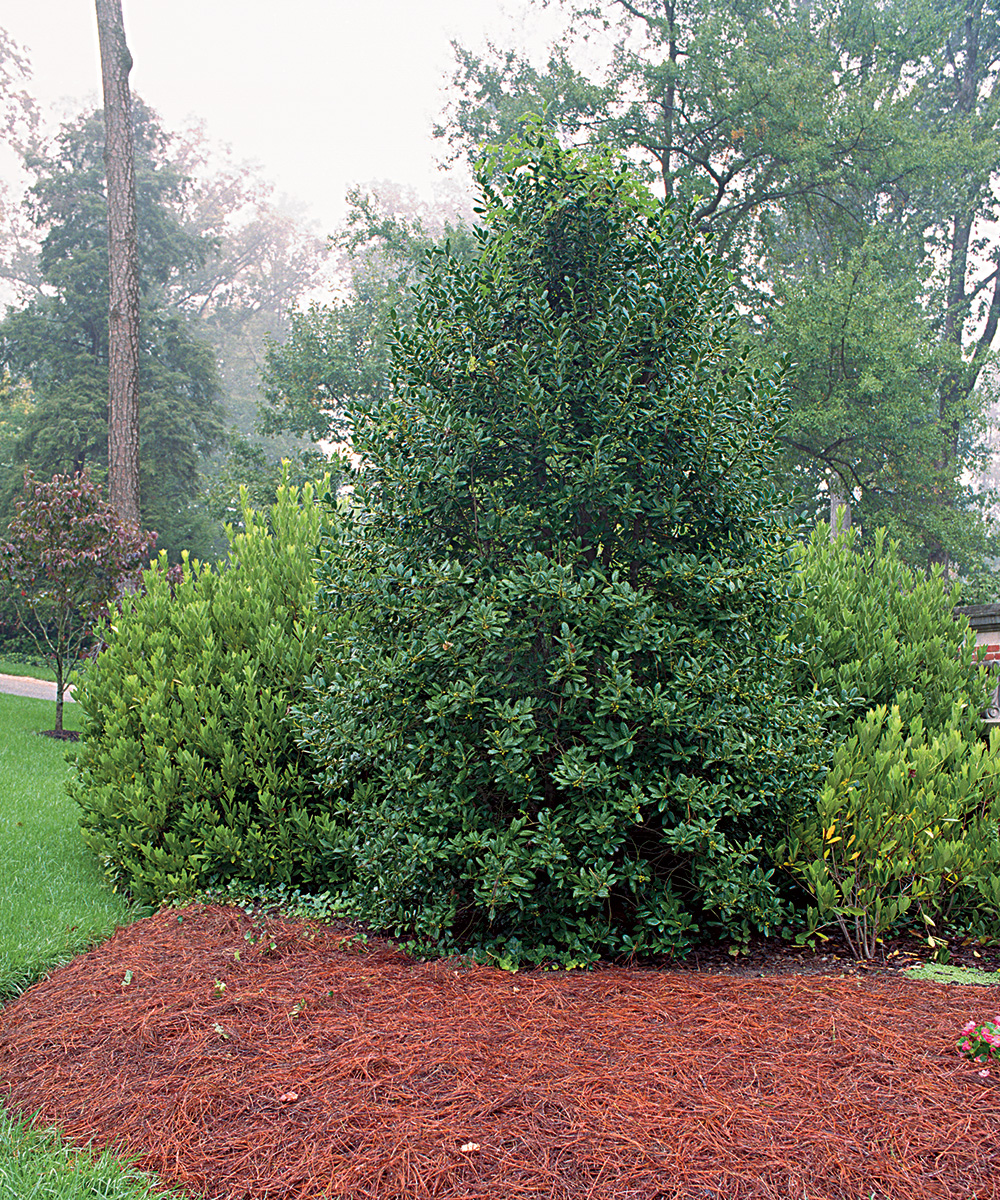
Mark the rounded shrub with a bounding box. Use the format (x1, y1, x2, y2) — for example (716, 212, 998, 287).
(296, 132, 828, 965)
(789, 523, 988, 738)
(782, 706, 1000, 956)
(72, 478, 351, 903)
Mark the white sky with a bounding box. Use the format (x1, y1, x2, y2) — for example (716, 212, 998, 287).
(1, 0, 569, 237)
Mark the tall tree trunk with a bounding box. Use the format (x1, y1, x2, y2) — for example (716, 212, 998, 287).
(95, 0, 140, 525)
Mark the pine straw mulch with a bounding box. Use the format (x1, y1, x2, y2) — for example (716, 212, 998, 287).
(1, 905, 999, 1200)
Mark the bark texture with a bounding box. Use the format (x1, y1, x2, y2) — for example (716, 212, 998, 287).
(95, 0, 140, 524)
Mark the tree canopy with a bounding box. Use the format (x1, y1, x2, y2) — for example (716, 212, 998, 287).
(437, 0, 1000, 569)
(0, 468, 154, 734)
(0, 102, 224, 558)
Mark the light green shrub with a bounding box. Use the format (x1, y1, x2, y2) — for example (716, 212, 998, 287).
(782, 705, 1000, 957)
(72, 479, 352, 904)
(790, 523, 988, 738)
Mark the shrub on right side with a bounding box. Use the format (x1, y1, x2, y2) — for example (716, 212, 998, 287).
(789, 522, 987, 738)
(783, 525, 1000, 954)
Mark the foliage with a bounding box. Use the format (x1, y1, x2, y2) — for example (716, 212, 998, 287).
(200, 432, 334, 536)
(788, 523, 988, 739)
(957, 563, 1000, 607)
(187, 879, 350, 926)
(259, 185, 475, 445)
(782, 706, 1000, 959)
(436, 0, 1000, 569)
(768, 240, 993, 569)
(297, 133, 828, 966)
(0, 470, 154, 734)
(958, 1017, 1000, 1067)
(72, 478, 351, 905)
(0, 369, 32, 471)
(0, 102, 226, 559)
(437, 0, 937, 259)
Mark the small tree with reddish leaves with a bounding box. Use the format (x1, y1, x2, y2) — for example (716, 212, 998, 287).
(0, 470, 155, 736)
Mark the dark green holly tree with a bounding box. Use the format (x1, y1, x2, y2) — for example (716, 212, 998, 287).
(298, 133, 828, 966)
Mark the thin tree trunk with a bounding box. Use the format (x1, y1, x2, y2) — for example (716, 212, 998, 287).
(95, 0, 140, 525)
(828, 477, 851, 542)
(54, 654, 64, 736)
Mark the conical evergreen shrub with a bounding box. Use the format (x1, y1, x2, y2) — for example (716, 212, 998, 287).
(298, 133, 828, 964)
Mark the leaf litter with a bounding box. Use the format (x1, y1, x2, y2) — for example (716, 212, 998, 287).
(0, 904, 997, 1200)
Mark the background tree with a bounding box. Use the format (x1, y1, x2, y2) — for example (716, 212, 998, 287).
(298, 133, 827, 965)
(95, 0, 140, 525)
(0, 100, 340, 560)
(0, 469, 154, 736)
(765, 234, 993, 566)
(0, 103, 225, 559)
(437, 0, 1000, 569)
(259, 182, 474, 447)
(0, 26, 40, 304)
(165, 126, 330, 458)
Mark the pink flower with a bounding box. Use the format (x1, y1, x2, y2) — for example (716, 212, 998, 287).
(980, 1069, 990, 1077)
(963, 1021, 977, 1035)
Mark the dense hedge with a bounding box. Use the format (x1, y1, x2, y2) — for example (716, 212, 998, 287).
(72, 480, 351, 903)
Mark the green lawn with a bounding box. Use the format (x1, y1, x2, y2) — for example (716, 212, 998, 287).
(0, 655, 58, 683)
(0, 1110, 187, 1200)
(0, 691, 188, 1200)
(0, 693, 125, 999)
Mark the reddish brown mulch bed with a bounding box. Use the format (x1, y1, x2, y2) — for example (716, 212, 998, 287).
(2, 905, 999, 1200)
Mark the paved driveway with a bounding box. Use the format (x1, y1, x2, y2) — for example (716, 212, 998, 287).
(0, 673, 74, 702)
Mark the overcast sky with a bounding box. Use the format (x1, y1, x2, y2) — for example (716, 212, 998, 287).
(2, 0, 568, 236)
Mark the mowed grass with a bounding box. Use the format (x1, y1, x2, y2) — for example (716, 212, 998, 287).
(0, 692, 127, 1000)
(0, 655, 58, 683)
(0, 691, 189, 1198)
(0, 1110, 188, 1200)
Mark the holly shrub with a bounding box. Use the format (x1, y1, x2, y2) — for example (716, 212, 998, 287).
(295, 131, 829, 966)
(73, 478, 352, 903)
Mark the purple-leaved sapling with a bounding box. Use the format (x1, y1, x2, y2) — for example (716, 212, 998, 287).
(0, 469, 154, 737)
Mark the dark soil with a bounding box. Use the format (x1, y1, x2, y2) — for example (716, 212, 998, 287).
(673, 927, 1000, 979)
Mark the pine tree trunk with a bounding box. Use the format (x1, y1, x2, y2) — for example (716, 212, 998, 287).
(95, 0, 140, 526)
